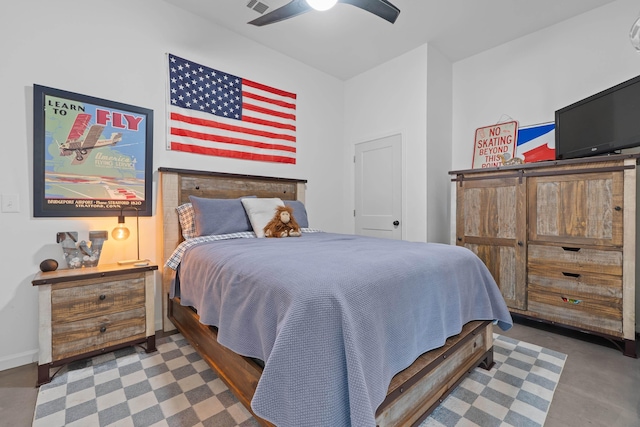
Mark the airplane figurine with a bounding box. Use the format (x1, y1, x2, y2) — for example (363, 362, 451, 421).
(57, 113, 122, 164)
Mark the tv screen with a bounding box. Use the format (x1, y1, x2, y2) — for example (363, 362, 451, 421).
(555, 74, 640, 160)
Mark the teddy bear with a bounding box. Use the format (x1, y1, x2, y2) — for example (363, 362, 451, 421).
(263, 205, 302, 238)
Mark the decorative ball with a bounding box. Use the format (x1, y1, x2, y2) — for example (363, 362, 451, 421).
(40, 259, 59, 272)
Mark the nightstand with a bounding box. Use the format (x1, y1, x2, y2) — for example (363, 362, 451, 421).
(32, 263, 158, 386)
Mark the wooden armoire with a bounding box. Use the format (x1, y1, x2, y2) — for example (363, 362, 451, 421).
(450, 154, 639, 357)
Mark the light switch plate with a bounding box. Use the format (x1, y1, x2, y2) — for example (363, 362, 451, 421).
(1, 194, 20, 213)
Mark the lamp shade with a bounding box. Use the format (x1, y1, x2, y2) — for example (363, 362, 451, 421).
(306, 0, 338, 11)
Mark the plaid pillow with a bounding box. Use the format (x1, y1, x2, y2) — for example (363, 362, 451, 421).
(176, 203, 196, 239)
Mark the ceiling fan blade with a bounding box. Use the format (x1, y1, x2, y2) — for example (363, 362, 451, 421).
(339, 0, 400, 23)
(248, 0, 312, 26)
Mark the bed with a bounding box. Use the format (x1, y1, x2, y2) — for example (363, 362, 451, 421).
(158, 167, 513, 427)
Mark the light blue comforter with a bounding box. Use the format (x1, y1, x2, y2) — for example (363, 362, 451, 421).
(175, 232, 512, 427)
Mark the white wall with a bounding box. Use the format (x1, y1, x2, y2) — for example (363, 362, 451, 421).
(344, 44, 453, 244)
(345, 45, 430, 242)
(0, 0, 347, 371)
(426, 47, 453, 244)
(450, 0, 640, 241)
(452, 0, 640, 171)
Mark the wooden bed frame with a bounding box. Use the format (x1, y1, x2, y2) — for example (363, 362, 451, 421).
(159, 167, 495, 427)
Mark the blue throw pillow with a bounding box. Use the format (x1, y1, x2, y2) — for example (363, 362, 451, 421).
(189, 196, 255, 236)
(284, 200, 309, 228)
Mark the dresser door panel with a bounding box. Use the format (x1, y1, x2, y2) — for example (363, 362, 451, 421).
(456, 177, 526, 310)
(529, 171, 623, 247)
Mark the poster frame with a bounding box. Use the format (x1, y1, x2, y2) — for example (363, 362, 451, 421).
(33, 84, 153, 217)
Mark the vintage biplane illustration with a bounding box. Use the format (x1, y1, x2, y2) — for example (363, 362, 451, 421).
(57, 113, 122, 164)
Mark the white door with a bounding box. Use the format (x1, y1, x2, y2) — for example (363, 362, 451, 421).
(355, 134, 402, 239)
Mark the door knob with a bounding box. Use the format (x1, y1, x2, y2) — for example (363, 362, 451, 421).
(393, 220, 399, 226)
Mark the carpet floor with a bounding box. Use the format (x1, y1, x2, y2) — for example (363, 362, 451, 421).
(32, 333, 566, 427)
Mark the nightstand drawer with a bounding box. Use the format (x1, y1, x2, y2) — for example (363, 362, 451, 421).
(51, 273, 145, 323)
(528, 244, 622, 276)
(52, 307, 146, 360)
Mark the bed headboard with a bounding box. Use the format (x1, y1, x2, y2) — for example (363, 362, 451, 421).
(158, 167, 307, 331)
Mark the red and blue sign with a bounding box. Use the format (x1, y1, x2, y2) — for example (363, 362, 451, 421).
(515, 122, 555, 163)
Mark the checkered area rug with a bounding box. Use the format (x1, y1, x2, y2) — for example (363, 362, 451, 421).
(420, 334, 567, 427)
(33, 334, 258, 427)
(33, 333, 565, 427)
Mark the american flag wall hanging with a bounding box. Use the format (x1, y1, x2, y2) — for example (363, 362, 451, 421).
(167, 54, 297, 164)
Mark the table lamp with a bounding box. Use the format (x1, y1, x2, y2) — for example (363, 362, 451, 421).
(112, 206, 148, 265)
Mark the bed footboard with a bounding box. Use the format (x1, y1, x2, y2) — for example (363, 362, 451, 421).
(376, 320, 493, 427)
(170, 295, 492, 427)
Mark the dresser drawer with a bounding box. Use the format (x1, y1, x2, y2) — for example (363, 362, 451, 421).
(528, 266, 623, 299)
(51, 307, 146, 360)
(528, 244, 622, 276)
(51, 273, 145, 323)
(527, 287, 623, 337)
(528, 266, 623, 337)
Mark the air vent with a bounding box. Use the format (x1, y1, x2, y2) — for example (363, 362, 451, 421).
(247, 0, 269, 14)
(253, 2, 269, 14)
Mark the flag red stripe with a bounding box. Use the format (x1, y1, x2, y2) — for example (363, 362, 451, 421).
(243, 102, 296, 121)
(171, 127, 296, 153)
(243, 91, 296, 109)
(243, 79, 297, 100)
(241, 115, 296, 132)
(171, 141, 296, 164)
(171, 112, 296, 141)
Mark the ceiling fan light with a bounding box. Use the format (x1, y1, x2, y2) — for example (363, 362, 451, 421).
(305, 0, 338, 12)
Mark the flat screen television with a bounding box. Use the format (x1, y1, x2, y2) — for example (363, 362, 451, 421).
(555, 74, 640, 160)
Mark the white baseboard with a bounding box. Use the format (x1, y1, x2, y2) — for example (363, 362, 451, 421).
(0, 349, 38, 372)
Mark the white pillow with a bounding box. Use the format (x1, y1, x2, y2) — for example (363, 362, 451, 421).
(241, 198, 285, 238)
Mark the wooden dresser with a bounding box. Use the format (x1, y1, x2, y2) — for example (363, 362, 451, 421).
(450, 154, 638, 357)
(32, 263, 157, 385)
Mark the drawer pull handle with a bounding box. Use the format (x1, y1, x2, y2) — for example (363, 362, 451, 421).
(561, 297, 582, 304)
(562, 272, 581, 278)
(100, 326, 107, 333)
(561, 247, 581, 252)
(99, 294, 106, 301)
(615, 206, 622, 211)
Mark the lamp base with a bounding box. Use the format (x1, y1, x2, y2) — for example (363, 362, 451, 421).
(117, 259, 149, 266)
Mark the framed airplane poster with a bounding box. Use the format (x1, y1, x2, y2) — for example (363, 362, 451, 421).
(33, 85, 153, 217)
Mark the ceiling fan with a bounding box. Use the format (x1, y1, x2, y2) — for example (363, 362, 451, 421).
(248, 0, 400, 26)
